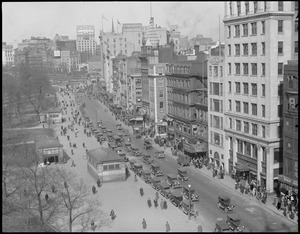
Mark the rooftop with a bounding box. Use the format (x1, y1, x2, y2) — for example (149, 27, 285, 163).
(87, 147, 125, 164)
(35, 136, 63, 149)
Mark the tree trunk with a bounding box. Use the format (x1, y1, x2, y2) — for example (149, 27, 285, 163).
(69, 210, 72, 232)
(37, 194, 44, 223)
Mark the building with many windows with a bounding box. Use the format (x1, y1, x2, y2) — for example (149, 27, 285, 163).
(278, 60, 298, 195)
(207, 42, 226, 170)
(223, 1, 297, 192)
(166, 48, 208, 159)
(2, 42, 14, 66)
(76, 25, 96, 63)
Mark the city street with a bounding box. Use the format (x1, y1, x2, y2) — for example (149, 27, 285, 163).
(80, 91, 298, 232)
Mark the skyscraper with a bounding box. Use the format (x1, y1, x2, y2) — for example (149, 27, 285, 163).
(76, 25, 96, 63)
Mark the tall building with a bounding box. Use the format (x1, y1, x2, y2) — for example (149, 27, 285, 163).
(2, 42, 14, 66)
(169, 25, 181, 54)
(207, 42, 226, 170)
(223, 1, 297, 192)
(166, 48, 208, 158)
(76, 25, 96, 63)
(278, 60, 298, 195)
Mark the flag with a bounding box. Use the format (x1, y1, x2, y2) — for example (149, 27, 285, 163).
(117, 19, 121, 25)
(102, 15, 108, 21)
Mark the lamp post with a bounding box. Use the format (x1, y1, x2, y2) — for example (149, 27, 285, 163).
(188, 184, 191, 220)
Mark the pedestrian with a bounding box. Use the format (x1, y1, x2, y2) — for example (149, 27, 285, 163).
(45, 193, 49, 202)
(160, 199, 164, 209)
(110, 209, 116, 220)
(154, 198, 158, 208)
(142, 218, 147, 229)
(83, 142, 85, 148)
(197, 225, 203, 232)
(165, 221, 170, 232)
(71, 160, 75, 167)
(71, 149, 74, 155)
(67, 135, 70, 141)
(147, 198, 152, 208)
(163, 200, 168, 209)
(140, 187, 144, 197)
(155, 191, 159, 200)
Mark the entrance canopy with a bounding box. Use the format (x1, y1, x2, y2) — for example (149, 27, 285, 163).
(234, 163, 250, 172)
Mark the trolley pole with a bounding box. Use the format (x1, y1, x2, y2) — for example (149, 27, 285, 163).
(188, 184, 191, 220)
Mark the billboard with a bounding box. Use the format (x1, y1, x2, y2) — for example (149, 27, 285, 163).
(54, 50, 61, 57)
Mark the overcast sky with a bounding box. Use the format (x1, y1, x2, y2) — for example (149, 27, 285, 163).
(2, 1, 224, 47)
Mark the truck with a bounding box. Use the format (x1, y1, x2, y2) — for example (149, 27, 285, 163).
(176, 154, 190, 166)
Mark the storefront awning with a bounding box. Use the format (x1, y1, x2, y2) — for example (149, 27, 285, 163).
(163, 116, 173, 122)
(234, 163, 250, 172)
(278, 174, 298, 188)
(183, 142, 207, 153)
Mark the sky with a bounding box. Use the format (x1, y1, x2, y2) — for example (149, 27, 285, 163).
(2, 1, 224, 48)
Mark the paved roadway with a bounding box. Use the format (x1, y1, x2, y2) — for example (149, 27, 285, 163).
(80, 93, 296, 232)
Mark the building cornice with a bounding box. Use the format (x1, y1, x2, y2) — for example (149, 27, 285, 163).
(224, 112, 281, 125)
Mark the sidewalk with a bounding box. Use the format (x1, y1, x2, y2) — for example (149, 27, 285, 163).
(150, 142, 298, 226)
(52, 90, 208, 232)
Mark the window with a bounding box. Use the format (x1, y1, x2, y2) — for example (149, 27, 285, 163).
(236, 101, 241, 112)
(278, 20, 283, 33)
(209, 66, 212, 76)
(296, 2, 299, 11)
(254, 1, 258, 13)
(262, 125, 266, 138)
(261, 63, 265, 76)
(243, 24, 248, 36)
(245, 1, 249, 15)
(108, 164, 114, 170)
(252, 103, 257, 115)
(237, 139, 243, 153)
(296, 21, 299, 33)
(228, 81, 232, 92)
(159, 91, 164, 97)
(229, 118, 232, 129)
(235, 63, 240, 74)
(261, 104, 266, 117)
(160, 102, 163, 108)
(243, 83, 249, 94)
(261, 21, 265, 34)
(278, 42, 283, 54)
(245, 142, 251, 156)
(220, 66, 223, 77)
(278, 1, 283, 11)
(228, 44, 231, 56)
(237, 1, 241, 16)
(264, 1, 267, 11)
(235, 82, 241, 93)
(229, 1, 233, 15)
(251, 83, 257, 95)
(243, 63, 248, 75)
(236, 120, 241, 131)
(235, 25, 240, 37)
(278, 63, 283, 75)
(229, 99, 232, 111)
(251, 22, 257, 35)
(295, 41, 298, 53)
(251, 43, 257, 55)
(235, 44, 240, 55)
(261, 42, 265, 55)
(252, 123, 258, 135)
(244, 121, 249, 133)
(213, 66, 218, 77)
(228, 26, 231, 38)
(243, 102, 249, 114)
(228, 63, 231, 74)
(262, 84, 265, 96)
(252, 144, 258, 158)
(251, 63, 257, 75)
(243, 43, 248, 55)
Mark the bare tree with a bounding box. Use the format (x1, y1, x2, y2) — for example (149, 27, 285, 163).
(54, 166, 103, 232)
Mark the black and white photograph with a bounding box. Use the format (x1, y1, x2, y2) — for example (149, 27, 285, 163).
(2, 1, 298, 232)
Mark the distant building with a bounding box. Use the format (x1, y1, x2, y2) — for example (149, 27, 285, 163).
(35, 136, 64, 164)
(2, 42, 14, 66)
(76, 25, 96, 63)
(87, 55, 102, 73)
(189, 34, 215, 52)
(40, 106, 62, 123)
(168, 25, 181, 54)
(279, 60, 298, 195)
(87, 147, 126, 182)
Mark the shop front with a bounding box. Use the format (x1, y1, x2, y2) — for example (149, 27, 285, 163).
(278, 174, 298, 196)
(35, 137, 64, 164)
(183, 142, 207, 160)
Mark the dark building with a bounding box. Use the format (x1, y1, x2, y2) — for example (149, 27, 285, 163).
(278, 60, 298, 195)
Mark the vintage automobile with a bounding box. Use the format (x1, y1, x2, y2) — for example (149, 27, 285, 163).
(131, 147, 142, 157)
(217, 195, 235, 212)
(144, 139, 153, 150)
(107, 129, 113, 135)
(142, 154, 154, 164)
(101, 126, 107, 133)
(177, 168, 189, 181)
(129, 159, 137, 170)
(118, 151, 128, 162)
(176, 153, 190, 166)
(97, 120, 102, 128)
(226, 213, 245, 232)
(180, 199, 197, 215)
(116, 147, 123, 154)
(108, 143, 118, 151)
(116, 123, 123, 130)
(133, 163, 143, 176)
(169, 189, 183, 207)
(214, 221, 231, 232)
(158, 181, 171, 198)
(124, 142, 132, 152)
(134, 129, 142, 139)
(151, 176, 162, 190)
(154, 151, 165, 159)
(107, 133, 114, 142)
(182, 184, 199, 202)
(141, 169, 152, 183)
(150, 163, 164, 177)
(114, 135, 123, 147)
(117, 133, 124, 142)
(122, 129, 130, 136)
(166, 174, 182, 189)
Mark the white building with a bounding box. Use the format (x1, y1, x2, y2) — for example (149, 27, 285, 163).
(223, 1, 297, 192)
(2, 43, 14, 66)
(76, 25, 96, 62)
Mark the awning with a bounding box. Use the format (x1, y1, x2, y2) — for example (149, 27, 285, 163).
(163, 115, 173, 122)
(278, 174, 298, 188)
(129, 116, 143, 122)
(234, 163, 250, 172)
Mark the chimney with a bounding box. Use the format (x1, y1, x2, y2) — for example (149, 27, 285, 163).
(194, 45, 199, 54)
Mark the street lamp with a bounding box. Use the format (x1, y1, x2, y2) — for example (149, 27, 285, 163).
(188, 184, 191, 220)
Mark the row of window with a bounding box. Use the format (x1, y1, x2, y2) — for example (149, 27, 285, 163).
(210, 82, 223, 96)
(228, 82, 265, 97)
(168, 104, 208, 122)
(228, 62, 284, 76)
(208, 66, 223, 77)
(167, 78, 192, 88)
(211, 131, 224, 147)
(228, 101, 265, 117)
(103, 163, 120, 171)
(166, 65, 191, 75)
(228, 42, 265, 56)
(230, 118, 267, 138)
(210, 99, 223, 113)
